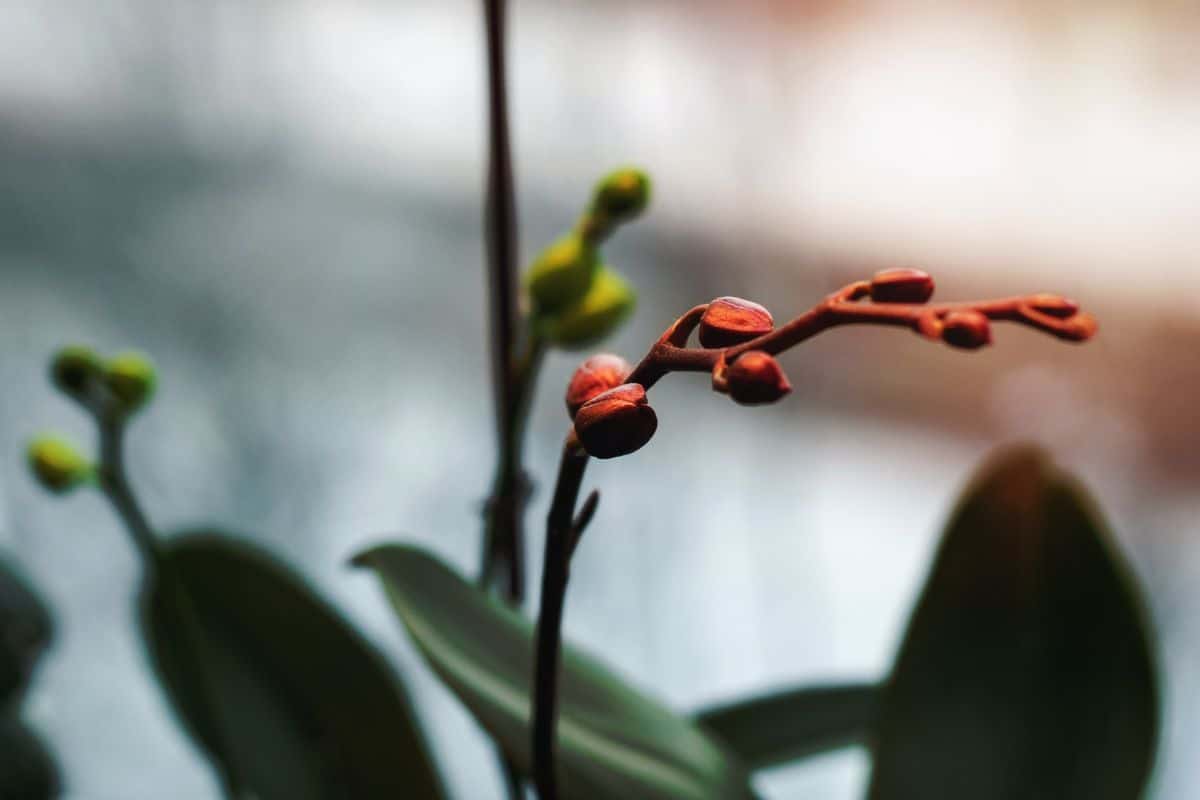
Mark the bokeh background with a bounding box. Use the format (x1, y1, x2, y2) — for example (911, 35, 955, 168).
(2, 0, 1198, 797)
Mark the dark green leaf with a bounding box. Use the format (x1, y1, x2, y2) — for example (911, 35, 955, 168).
(694, 683, 878, 769)
(0, 715, 60, 800)
(142, 532, 447, 800)
(0, 556, 53, 707)
(354, 544, 754, 800)
(869, 446, 1159, 800)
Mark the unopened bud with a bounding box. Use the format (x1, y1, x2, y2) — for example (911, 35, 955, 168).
(1027, 294, 1080, 319)
(27, 436, 92, 494)
(565, 354, 632, 419)
(941, 310, 992, 350)
(1061, 311, 1099, 341)
(591, 168, 651, 225)
(50, 346, 102, 400)
(869, 268, 935, 304)
(105, 352, 156, 412)
(525, 233, 599, 313)
(725, 351, 792, 405)
(698, 297, 774, 348)
(540, 268, 636, 349)
(573, 383, 657, 459)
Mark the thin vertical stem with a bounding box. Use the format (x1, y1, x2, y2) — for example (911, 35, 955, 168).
(481, 0, 528, 795)
(98, 419, 161, 569)
(532, 438, 590, 800)
(480, 0, 524, 604)
(96, 419, 240, 800)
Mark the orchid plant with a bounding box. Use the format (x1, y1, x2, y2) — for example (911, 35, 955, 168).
(14, 1, 1158, 799)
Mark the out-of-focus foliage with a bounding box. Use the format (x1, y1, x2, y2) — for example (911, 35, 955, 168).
(868, 446, 1158, 799)
(0, 556, 60, 799)
(354, 544, 754, 800)
(694, 684, 878, 770)
(142, 532, 447, 800)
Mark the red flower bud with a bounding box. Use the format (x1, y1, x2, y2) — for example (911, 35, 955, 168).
(941, 310, 992, 350)
(1027, 294, 1080, 319)
(565, 354, 632, 419)
(1061, 312, 1099, 341)
(869, 268, 935, 304)
(698, 297, 774, 348)
(573, 383, 658, 459)
(725, 351, 792, 405)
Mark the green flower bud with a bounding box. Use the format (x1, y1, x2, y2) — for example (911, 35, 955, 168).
(27, 436, 92, 494)
(540, 268, 636, 349)
(105, 352, 156, 412)
(524, 233, 599, 313)
(50, 346, 102, 400)
(591, 168, 651, 224)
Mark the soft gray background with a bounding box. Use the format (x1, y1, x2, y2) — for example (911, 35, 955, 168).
(2, 1, 1198, 798)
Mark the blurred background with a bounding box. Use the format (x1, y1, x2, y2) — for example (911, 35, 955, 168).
(2, 0, 1198, 797)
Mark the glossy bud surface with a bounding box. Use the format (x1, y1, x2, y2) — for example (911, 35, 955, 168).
(698, 297, 774, 348)
(942, 310, 992, 350)
(565, 354, 632, 419)
(573, 383, 657, 459)
(725, 351, 792, 405)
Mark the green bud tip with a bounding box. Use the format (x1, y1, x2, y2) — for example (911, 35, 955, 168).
(27, 436, 92, 494)
(51, 346, 102, 398)
(524, 233, 599, 314)
(592, 168, 651, 224)
(105, 352, 157, 411)
(540, 267, 636, 349)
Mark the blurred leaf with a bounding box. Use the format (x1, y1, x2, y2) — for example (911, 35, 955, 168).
(868, 446, 1159, 800)
(354, 544, 754, 800)
(694, 683, 878, 769)
(141, 532, 447, 800)
(0, 715, 60, 800)
(0, 556, 53, 707)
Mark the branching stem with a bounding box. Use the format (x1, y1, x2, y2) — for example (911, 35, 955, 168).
(530, 276, 1097, 798)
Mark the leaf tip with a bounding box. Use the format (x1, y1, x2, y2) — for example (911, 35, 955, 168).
(349, 547, 382, 570)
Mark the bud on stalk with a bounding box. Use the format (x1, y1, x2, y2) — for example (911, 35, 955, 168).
(573, 383, 657, 459)
(105, 352, 157, 412)
(27, 436, 92, 494)
(698, 297, 774, 348)
(941, 310, 992, 350)
(591, 168, 651, 225)
(525, 233, 599, 313)
(540, 268, 636, 349)
(51, 346, 102, 401)
(869, 268, 935, 304)
(565, 354, 632, 419)
(725, 351, 792, 405)
(1027, 293, 1080, 319)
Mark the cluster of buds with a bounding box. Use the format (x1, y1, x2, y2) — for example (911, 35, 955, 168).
(563, 268, 1097, 460)
(27, 346, 157, 494)
(564, 354, 657, 459)
(524, 168, 651, 349)
(51, 346, 156, 416)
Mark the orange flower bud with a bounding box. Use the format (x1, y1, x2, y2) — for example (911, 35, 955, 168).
(725, 351, 792, 405)
(1061, 312, 1099, 341)
(942, 310, 992, 350)
(869, 268, 935, 304)
(698, 297, 774, 348)
(565, 354, 632, 419)
(573, 383, 657, 459)
(1027, 294, 1080, 319)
